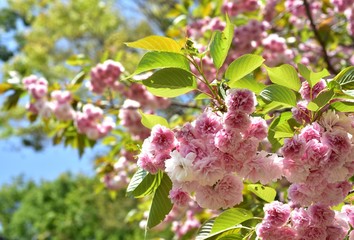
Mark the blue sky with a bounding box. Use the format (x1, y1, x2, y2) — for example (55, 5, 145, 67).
(0, 0, 144, 186)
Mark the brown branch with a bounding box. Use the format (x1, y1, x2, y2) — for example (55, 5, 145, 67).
(303, 0, 338, 74)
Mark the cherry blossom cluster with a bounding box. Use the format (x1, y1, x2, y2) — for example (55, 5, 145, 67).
(100, 149, 137, 190)
(282, 110, 354, 206)
(331, 0, 354, 12)
(256, 201, 350, 240)
(262, 34, 295, 67)
(75, 103, 115, 140)
(89, 59, 125, 94)
(222, 0, 260, 17)
(23, 75, 75, 120)
(344, 8, 354, 36)
(186, 17, 225, 40)
(285, 0, 322, 28)
(137, 88, 283, 210)
(292, 80, 326, 124)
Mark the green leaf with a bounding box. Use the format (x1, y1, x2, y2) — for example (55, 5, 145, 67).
(142, 68, 197, 98)
(334, 66, 354, 89)
(70, 71, 86, 85)
(210, 15, 234, 69)
(228, 75, 266, 94)
(139, 110, 169, 129)
(211, 208, 253, 234)
(265, 64, 301, 91)
(298, 64, 330, 87)
(225, 54, 264, 82)
(247, 184, 276, 202)
(307, 89, 334, 111)
(66, 54, 90, 66)
(147, 173, 173, 229)
(0, 83, 12, 94)
(127, 169, 163, 198)
(126, 168, 148, 194)
(331, 101, 354, 112)
(133, 51, 190, 75)
(196, 219, 215, 240)
(125, 35, 182, 53)
(268, 112, 293, 151)
(260, 85, 297, 107)
(342, 90, 354, 98)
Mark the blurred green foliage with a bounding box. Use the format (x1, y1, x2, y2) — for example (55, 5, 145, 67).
(0, 173, 145, 240)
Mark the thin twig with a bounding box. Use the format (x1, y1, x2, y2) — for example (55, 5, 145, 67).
(303, 0, 338, 74)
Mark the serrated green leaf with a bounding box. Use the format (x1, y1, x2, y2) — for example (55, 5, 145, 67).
(343, 90, 354, 98)
(334, 66, 354, 89)
(331, 101, 354, 112)
(211, 208, 253, 234)
(142, 68, 196, 98)
(247, 184, 276, 202)
(133, 51, 190, 75)
(210, 15, 234, 69)
(260, 85, 297, 107)
(228, 75, 266, 94)
(196, 219, 215, 240)
(127, 169, 163, 198)
(66, 54, 90, 66)
(306, 89, 334, 111)
(298, 64, 330, 87)
(125, 35, 182, 53)
(265, 64, 301, 91)
(217, 232, 243, 240)
(139, 110, 169, 129)
(126, 168, 148, 194)
(225, 54, 264, 82)
(147, 173, 173, 229)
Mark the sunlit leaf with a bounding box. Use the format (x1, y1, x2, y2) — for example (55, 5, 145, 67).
(334, 66, 354, 89)
(247, 184, 276, 202)
(260, 85, 297, 107)
(211, 208, 253, 234)
(133, 51, 190, 75)
(307, 89, 334, 111)
(210, 15, 234, 69)
(228, 75, 266, 94)
(139, 110, 169, 129)
(298, 64, 330, 87)
(125, 35, 183, 53)
(142, 68, 197, 98)
(225, 54, 264, 82)
(265, 64, 301, 91)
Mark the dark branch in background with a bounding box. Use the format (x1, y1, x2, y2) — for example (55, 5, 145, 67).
(303, 0, 338, 74)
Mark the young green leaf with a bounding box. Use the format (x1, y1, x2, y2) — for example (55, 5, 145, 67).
(225, 54, 264, 82)
(210, 208, 253, 234)
(139, 110, 170, 129)
(247, 184, 277, 202)
(260, 85, 297, 107)
(142, 68, 197, 98)
(228, 75, 266, 94)
(210, 15, 234, 69)
(128, 172, 162, 198)
(147, 173, 173, 229)
(297, 64, 330, 87)
(133, 51, 191, 75)
(331, 101, 354, 112)
(306, 89, 334, 111)
(265, 64, 301, 91)
(126, 168, 148, 194)
(125, 35, 183, 53)
(334, 66, 354, 89)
